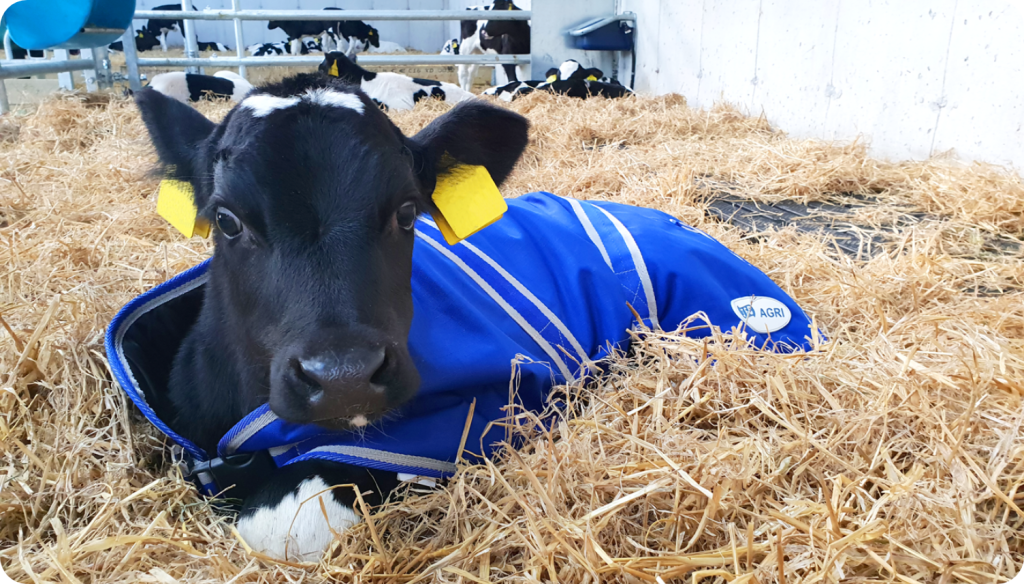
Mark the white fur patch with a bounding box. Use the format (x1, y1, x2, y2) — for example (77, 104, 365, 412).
(148, 72, 190, 104)
(397, 472, 438, 488)
(304, 88, 365, 114)
(241, 94, 301, 117)
(236, 477, 360, 562)
(559, 60, 582, 80)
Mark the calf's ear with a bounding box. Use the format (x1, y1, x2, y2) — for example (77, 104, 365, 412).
(134, 87, 215, 186)
(408, 100, 529, 195)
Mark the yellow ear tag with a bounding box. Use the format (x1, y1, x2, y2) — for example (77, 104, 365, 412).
(157, 179, 210, 238)
(329, 61, 339, 77)
(430, 165, 507, 245)
(586, 75, 598, 81)
(546, 74, 557, 83)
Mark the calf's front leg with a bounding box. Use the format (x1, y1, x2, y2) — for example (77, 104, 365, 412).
(235, 460, 401, 562)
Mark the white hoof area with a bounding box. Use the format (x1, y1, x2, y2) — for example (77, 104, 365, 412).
(237, 477, 360, 562)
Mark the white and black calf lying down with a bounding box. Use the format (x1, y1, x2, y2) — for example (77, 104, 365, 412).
(148, 71, 253, 103)
(484, 59, 633, 101)
(319, 51, 473, 111)
(116, 74, 819, 561)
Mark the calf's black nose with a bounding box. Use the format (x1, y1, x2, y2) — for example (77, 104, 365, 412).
(272, 345, 393, 425)
(294, 347, 387, 391)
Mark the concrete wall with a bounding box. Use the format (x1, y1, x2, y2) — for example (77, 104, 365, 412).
(620, 0, 1024, 170)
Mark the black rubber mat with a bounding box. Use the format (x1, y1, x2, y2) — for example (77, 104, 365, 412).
(705, 193, 895, 260)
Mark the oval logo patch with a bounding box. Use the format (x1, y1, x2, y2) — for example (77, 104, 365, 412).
(730, 296, 792, 334)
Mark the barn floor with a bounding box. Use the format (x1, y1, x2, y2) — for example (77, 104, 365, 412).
(0, 88, 1022, 583)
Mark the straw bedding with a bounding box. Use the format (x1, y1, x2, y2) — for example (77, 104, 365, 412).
(1, 87, 1022, 583)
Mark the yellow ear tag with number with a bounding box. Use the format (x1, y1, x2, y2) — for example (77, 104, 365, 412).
(546, 74, 557, 83)
(157, 180, 210, 238)
(586, 75, 598, 81)
(329, 61, 339, 77)
(430, 165, 506, 245)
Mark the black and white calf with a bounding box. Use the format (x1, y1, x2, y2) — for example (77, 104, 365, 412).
(132, 74, 529, 561)
(268, 7, 379, 57)
(145, 3, 197, 52)
(127, 72, 816, 562)
(148, 71, 253, 103)
(108, 29, 161, 53)
(443, 0, 529, 91)
(484, 60, 633, 102)
(247, 42, 287, 57)
(197, 41, 231, 52)
(549, 59, 610, 83)
(319, 51, 473, 111)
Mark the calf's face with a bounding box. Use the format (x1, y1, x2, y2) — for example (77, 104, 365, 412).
(135, 76, 528, 430)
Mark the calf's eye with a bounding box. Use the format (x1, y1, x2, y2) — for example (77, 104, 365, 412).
(215, 207, 243, 238)
(395, 201, 417, 231)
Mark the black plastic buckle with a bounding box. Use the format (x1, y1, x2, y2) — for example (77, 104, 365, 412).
(179, 449, 278, 501)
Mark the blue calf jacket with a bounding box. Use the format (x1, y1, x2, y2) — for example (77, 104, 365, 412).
(106, 192, 820, 495)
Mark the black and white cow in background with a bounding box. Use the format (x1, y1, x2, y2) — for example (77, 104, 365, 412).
(148, 70, 253, 103)
(268, 7, 379, 57)
(247, 42, 287, 57)
(133, 74, 529, 561)
(109, 29, 161, 53)
(145, 3, 197, 53)
(442, 0, 529, 91)
(196, 40, 231, 52)
(319, 51, 473, 111)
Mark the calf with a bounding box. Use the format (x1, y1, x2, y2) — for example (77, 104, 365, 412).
(109, 29, 161, 53)
(117, 73, 818, 562)
(148, 70, 253, 103)
(319, 51, 474, 111)
(247, 42, 287, 57)
(268, 7, 378, 57)
(444, 1, 528, 91)
(145, 3, 197, 53)
(197, 41, 230, 52)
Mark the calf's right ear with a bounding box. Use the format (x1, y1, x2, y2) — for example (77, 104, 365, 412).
(134, 87, 215, 185)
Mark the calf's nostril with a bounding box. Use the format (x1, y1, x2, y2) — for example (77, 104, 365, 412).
(293, 357, 322, 389)
(369, 348, 389, 387)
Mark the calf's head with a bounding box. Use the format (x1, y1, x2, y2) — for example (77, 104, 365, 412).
(135, 75, 528, 430)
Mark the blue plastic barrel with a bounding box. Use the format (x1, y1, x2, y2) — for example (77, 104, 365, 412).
(2, 0, 136, 50)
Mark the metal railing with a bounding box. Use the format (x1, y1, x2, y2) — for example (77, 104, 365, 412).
(0, 29, 112, 114)
(122, 4, 534, 90)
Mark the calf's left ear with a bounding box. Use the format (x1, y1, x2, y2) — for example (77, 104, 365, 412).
(135, 87, 215, 187)
(407, 100, 529, 195)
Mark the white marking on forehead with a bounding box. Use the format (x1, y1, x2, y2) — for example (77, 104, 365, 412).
(559, 60, 581, 80)
(304, 88, 365, 114)
(240, 94, 300, 117)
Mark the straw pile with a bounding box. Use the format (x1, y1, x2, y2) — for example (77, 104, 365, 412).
(1, 86, 1022, 583)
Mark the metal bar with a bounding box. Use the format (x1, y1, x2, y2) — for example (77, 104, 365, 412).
(135, 54, 529, 68)
(120, 28, 143, 92)
(93, 45, 112, 88)
(3, 30, 12, 58)
(181, 0, 200, 74)
(53, 49, 74, 90)
(134, 9, 531, 21)
(231, 0, 246, 79)
(0, 58, 97, 79)
(0, 79, 9, 115)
